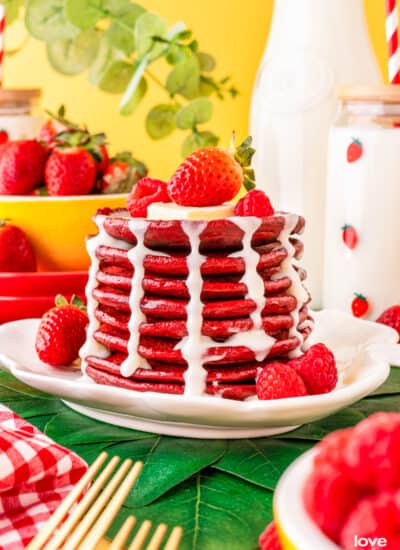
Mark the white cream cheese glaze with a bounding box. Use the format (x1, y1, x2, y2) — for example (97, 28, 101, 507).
(80, 214, 131, 371)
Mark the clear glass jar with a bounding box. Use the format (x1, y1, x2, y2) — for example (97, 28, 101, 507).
(0, 88, 42, 140)
(323, 85, 400, 319)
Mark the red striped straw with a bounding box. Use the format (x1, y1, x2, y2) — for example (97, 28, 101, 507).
(386, 0, 400, 83)
(0, 5, 4, 88)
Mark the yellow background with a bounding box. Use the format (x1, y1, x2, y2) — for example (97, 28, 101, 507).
(4, 0, 391, 179)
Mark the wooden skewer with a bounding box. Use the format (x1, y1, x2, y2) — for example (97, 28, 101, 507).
(46, 455, 121, 550)
(79, 460, 143, 550)
(164, 527, 184, 550)
(63, 458, 134, 550)
(109, 516, 137, 550)
(128, 520, 152, 550)
(25, 451, 108, 550)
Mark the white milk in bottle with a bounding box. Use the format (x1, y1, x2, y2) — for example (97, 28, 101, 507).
(250, 0, 380, 307)
(324, 85, 400, 319)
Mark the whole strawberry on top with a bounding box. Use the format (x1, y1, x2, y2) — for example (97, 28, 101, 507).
(0, 140, 47, 195)
(0, 220, 37, 272)
(168, 136, 256, 206)
(35, 295, 88, 366)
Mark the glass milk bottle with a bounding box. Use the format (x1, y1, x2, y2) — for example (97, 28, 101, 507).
(324, 85, 400, 319)
(0, 89, 42, 140)
(250, 0, 380, 307)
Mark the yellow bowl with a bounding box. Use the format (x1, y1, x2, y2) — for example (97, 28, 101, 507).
(0, 194, 127, 271)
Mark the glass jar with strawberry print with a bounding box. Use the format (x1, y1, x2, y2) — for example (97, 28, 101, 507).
(0, 89, 43, 143)
(323, 84, 400, 319)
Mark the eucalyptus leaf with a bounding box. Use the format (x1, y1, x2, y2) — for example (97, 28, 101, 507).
(105, 3, 145, 55)
(64, 0, 103, 31)
(102, 0, 131, 16)
(197, 52, 216, 72)
(88, 40, 113, 86)
(146, 103, 179, 139)
(134, 12, 167, 60)
(98, 60, 134, 94)
(166, 55, 200, 99)
(213, 439, 312, 490)
(181, 130, 219, 157)
(175, 97, 213, 130)
(120, 76, 147, 115)
(25, 0, 78, 41)
(166, 44, 186, 66)
(1, 0, 22, 24)
(45, 410, 153, 445)
(109, 471, 273, 550)
(47, 29, 101, 75)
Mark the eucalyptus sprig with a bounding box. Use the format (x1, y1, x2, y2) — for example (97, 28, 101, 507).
(3, 0, 238, 156)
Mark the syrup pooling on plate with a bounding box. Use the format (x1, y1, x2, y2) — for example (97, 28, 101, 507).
(80, 214, 131, 370)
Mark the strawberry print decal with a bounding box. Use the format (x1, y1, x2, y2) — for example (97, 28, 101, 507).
(342, 225, 358, 250)
(347, 138, 363, 163)
(352, 294, 369, 318)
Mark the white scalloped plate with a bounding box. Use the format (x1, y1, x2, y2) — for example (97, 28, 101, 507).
(0, 310, 399, 439)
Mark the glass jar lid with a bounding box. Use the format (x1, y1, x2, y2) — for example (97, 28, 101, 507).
(0, 88, 41, 108)
(337, 84, 400, 104)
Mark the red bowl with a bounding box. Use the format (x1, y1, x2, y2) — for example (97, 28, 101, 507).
(0, 271, 88, 297)
(0, 294, 87, 324)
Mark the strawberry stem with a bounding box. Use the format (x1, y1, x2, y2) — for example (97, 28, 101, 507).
(354, 293, 367, 301)
(233, 136, 256, 191)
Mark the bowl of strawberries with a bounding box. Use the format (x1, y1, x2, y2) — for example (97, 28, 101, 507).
(0, 107, 147, 271)
(269, 412, 400, 550)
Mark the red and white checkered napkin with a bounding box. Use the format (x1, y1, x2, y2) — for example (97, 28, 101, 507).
(0, 404, 87, 549)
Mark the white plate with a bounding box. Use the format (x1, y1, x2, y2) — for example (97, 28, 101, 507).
(0, 310, 399, 439)
(274, 449, 339, 549)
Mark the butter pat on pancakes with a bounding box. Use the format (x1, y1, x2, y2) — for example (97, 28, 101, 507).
(147, 202, 235, 220)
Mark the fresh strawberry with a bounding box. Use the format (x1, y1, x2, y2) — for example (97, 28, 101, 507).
(347, 138, 363, 163)
(344, 412, 400, 491)
(39, 119, 67, 149)
(342, 225, 358, 250)
(256, 363, 307, 400)
(101, 152, 148, 194)
(351, 293, 369, 318)
(0, 140, 47, 195)
(45, 148, 97, 196)
(0, 129, 9, 145)
(340, 491, 400, 550)
(168, 137, 256, 207)
(259, 522, 282, 550)
(94, 144, 109, 175)
(35, 295, 88, 366)
(234, 189, 275, 217)
(376, 305, 400, 342)
(126, 177, 169, 217)
(0, 220, 37, 272)
(289, 343, 337, 395)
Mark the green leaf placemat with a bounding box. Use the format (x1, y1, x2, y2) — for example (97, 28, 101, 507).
(1, 368, 399, 550)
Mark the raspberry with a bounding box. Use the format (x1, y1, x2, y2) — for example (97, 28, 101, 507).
(303, 463, 364, 543)
(314, 428, 354, 469)
(234, 189, 275, 217)
(289, 343, 337, 395)
(376, 305, 400, 342)
(344, 412, 400, 491)
(259, 521, 282, 550)
(340, 491, 400, 550)
(256, 363, 307, 400)
(127, 177, 169, 217)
